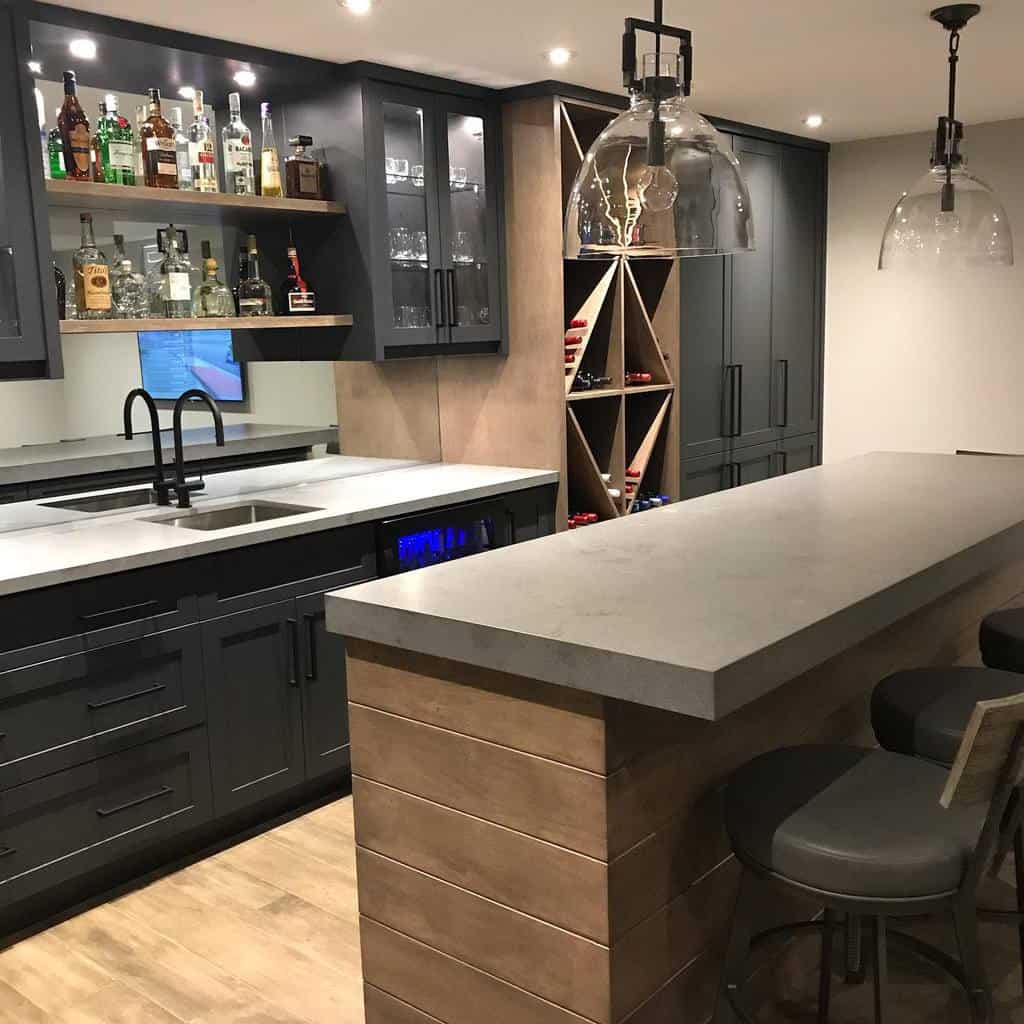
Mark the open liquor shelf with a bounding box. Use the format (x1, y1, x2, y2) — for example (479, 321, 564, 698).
(46, 179, 347, 221)
(59, 314, 354, 334)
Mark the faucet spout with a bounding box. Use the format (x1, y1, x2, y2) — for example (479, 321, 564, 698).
(123, 387, 172, 506)
(171, 389, 225, 509)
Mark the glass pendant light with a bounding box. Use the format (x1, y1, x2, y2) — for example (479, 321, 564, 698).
(564, 1, 753, 260)
(879, 4, 1012, 270)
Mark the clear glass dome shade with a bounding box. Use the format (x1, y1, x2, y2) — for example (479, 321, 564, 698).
(564, 92, 755, 259)
(878, 162, 1013, 270)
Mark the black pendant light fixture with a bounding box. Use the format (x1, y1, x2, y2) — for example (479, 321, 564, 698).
(879, 4, 1013, 270)
(564, 0, 754, 260)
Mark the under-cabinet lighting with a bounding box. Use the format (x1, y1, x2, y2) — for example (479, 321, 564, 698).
(69, 38, 97, 60)
(27, 60, 42, 74)
(233, 69, 257, 87)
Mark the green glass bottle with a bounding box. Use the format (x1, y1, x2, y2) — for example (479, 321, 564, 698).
(98, 93, 135, 186)
(47, 109, 66, 180)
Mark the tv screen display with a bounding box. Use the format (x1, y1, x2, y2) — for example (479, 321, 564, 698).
(138, 330, 245, 404)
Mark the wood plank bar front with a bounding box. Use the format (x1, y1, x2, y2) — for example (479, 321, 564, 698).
(347, 559, 1024, 1024)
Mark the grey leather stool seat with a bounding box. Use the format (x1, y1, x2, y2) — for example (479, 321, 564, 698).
(981, 609, 1024, 673)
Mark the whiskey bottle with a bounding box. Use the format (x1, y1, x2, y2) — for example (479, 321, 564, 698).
(72, 213, 111, 319)
(237, 235, 274, 316)
(168, 108, 193, 191)
(47, 110, 66, 180)
(158, 225, 192, 318)
(187, 90, 218, 193)
(58, 71, 92, 180)
(284, 136, 323, 200)
(97, 94, 136, 186)
(193, 241, 234, 317)
(221, 92, 255, 196)
(258, 102, 283, 197)
(280, 244, 317, 314)
(140, 89, 178, 189)
(110, 234, 147, 318)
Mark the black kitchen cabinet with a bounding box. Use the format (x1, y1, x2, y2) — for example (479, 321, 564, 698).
(0, 0, 60, 380)
(776, 433, 820, 476)
(201, 601, 306, 816)
(681, 436, 817, 499)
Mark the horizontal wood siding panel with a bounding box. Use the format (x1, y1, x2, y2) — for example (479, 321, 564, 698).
(619, 952, 718, 1024)
(361, 918, 599, 1024)
(354, 777, 610, 942)
(356, 848, 612, 1023)
(349, 704, 609, 858)
(346, 640, 607, 771)
(365, 984, 444, 1024)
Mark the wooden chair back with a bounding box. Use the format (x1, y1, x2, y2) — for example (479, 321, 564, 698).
(942, 692, 1024, 809)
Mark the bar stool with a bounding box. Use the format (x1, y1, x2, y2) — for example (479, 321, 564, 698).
(981, 609, 1024, 674)
(871, 666, 1024, 988)
(714, 693, 1024, 1024)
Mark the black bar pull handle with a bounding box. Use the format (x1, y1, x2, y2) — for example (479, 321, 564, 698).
(79, 599, 160, 628)
(0, 846, 15, 859)
(287, 618, 300, 687)
(88, 683, 167, 711)
(434, 269, 446, 328)
(733, 363, 744, 438)
(303, 613, 318, 682)
(776, 359, 789, 428)
(96, 785, 174, 818)
(445, 268, 457, 329)
(722, 365, 735, 438)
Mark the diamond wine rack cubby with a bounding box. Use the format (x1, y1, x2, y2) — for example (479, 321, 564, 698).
(560, 97, 679, 524)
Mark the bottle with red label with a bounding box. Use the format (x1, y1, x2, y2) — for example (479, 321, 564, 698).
(626, 371, 653, 385)
(281, 244, 318, 315)
(58, 71, 92, 180)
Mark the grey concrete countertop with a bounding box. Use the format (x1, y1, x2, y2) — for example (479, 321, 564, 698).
(0, 457, 557, 596)
(327, 452, 1024, 721)
(0, 423, 338, 485)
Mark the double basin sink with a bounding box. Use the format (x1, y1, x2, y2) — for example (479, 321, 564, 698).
(42, 491, 322, 532)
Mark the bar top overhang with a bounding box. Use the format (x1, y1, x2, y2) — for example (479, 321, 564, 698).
(327, 452, 1024, 720)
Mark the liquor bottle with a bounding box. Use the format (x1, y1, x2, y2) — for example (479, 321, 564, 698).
(53, 261, 65, 320)
(134, 104, 146, 182)
(58, 71, 91, 180)
(193, 241, 234, 317)
(110, 234, 147, 318)
(36, 89, 49, 181)
(48, 110, 66, 180)
(158, 225, 192, 318)
(168, 108, 193, 191)
(236, 235, 273, 316)
(284, 135, 323, 200)
(140, 89, 178, 189)
(221, 92, 255, 196)
(187, 90, 218, 193)
(258, 102, 283, 197)
(72, 213, 111, 319)
(90, 100, 106, 182)
(232, 249, 248, 314)
(280, 244, 317, 314)
(97, 94, 136, 186)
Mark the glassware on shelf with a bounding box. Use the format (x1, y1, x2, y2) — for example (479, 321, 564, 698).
(412, 230, 428, 262)
(385, 156, 409, 185)
(389, 226, 414, 261)
(411, 163, 424, 188)
(259, 102, 283, 197)
(187, 90, 218, 194)
(451, 231, 474, 264)
(395, 304, 429, 328)
(193, 241, 234, 317)
(478, 305, 490, 324)
(72, 214, 111, 319)
(110, 234, 147, 318)
(158, 225, 192, 318)
(222, 92, 255, 196)
(449, 165, 468, 190)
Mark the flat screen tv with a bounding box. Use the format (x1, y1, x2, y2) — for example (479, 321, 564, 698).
(138, 330, 246, 405)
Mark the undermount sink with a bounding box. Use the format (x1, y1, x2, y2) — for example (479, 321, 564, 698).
(42, 488, 156, 513)
(148, 500, 323, 532)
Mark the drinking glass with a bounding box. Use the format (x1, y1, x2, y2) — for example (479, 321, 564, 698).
(393, 158, 410, 182)
(411, 164, 425, 188)
(451, 231, 473, 264)
(478, 305, 490, 324)
(450, 166, 468, 190)
(413, 230, 428, 262)
(390, 227, 414, 260)
(385, 156, 398, 185)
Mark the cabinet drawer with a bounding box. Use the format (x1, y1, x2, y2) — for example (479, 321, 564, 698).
(0, 626, 205, 789)
(0, 728, 212, 907)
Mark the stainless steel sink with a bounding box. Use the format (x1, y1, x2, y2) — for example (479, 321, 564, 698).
(42, 488, 156, 513)
(149, 500, 322, 532)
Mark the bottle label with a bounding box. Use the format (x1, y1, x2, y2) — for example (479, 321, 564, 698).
(189, 140, 216, 166)
(287, 291, 317, 313)
(68, 124, 91, 173)
(261, 151, 282, 193)
(146, 136, 176, 152)
(239, 297, 266, 313)
(163, 271, 191, 301)
(107, 140, 134, 170)
(224, 140, 254, 173)
(297, 162, 319, 195)
(82, 263, 111, 310)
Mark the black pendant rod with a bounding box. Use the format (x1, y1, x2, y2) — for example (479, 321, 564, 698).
(944, 28, 959, 204)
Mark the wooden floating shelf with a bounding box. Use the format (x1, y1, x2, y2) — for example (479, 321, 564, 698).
(45, 179, 346, 219)
(59, 314, 353, 335)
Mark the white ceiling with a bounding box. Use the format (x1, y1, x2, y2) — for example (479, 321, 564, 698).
(46, 0, 1024, 143)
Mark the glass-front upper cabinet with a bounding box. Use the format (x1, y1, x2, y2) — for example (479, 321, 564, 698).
(0, 0, 60, 376)
(369, 83, 503, 354)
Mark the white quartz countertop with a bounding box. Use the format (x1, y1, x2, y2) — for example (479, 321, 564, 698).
(0, 424, 338, 485)
(0, 457, 557, 596)
(327, 453, 1024, 720)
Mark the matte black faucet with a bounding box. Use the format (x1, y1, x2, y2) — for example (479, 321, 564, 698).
(123, 387, 173, 506)
(171, 389, 225, 509)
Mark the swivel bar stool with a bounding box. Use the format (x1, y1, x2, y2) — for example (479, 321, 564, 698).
(714, 692, 1024, 1024)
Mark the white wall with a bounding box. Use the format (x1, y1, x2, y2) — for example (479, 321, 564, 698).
(824, 117, 1024, 462)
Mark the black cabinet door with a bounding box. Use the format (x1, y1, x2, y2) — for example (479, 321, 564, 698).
(729, 136, 781, 450)
(0, 0, 59, 375)
(296, 591, 351, 779)
(732, 440, 778, 487)
(776, 433, 820, 476)
(681, 451, 733, 499)
(772, 147, 825, 439)
(201, 601, 305, 815)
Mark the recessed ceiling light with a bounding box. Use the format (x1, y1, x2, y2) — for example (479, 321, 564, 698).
(178, 85, 196, 100)
(546, 47, 574, 66)
(27, 60, 42, 74)
(803, 113, 825, 129)
(233, 69, 256, 87)
(68, 38, 97, 60)
(341, 0, 373, 13)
